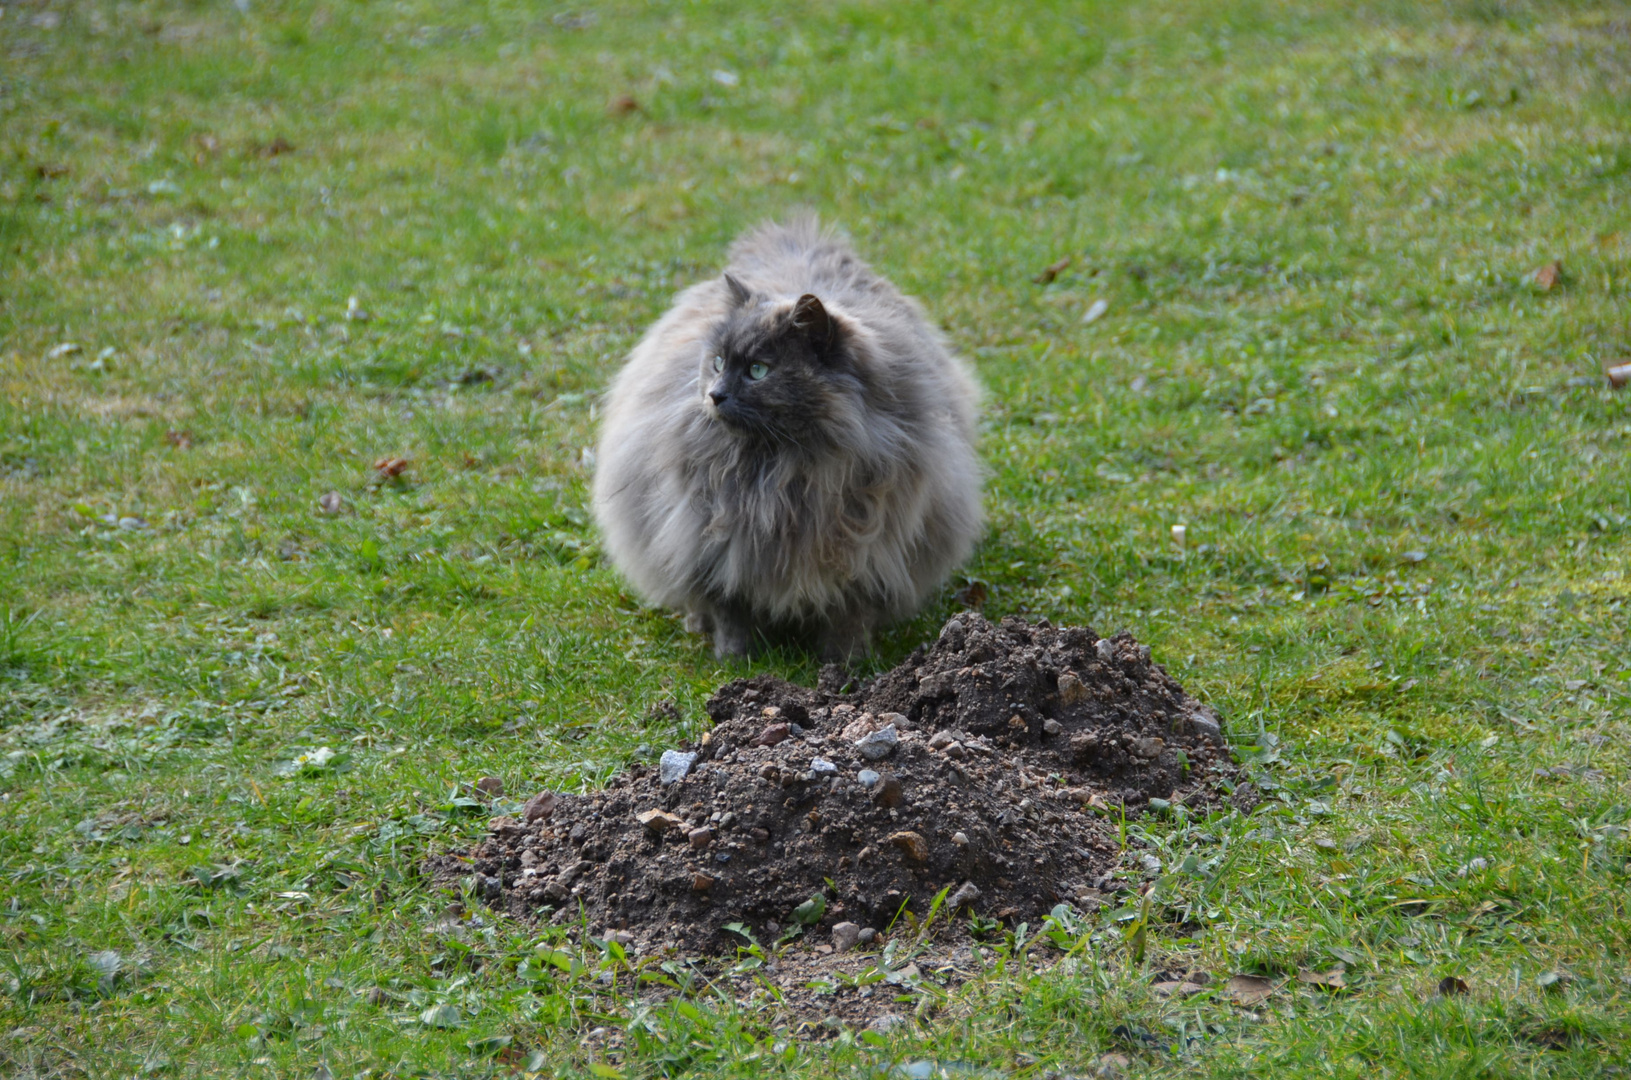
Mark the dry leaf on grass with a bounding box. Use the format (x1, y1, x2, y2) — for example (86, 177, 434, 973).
(164, 429, 194, 449)
(1297, 967, 1348, 991)
(1033, 256, 1071, 284)
(608, 94, 640, 116)
(1438, 975, 1469, 996)
(1532, 261, 1562, 291)
(1224, 973, 1279, 1005)
(373, 457, 410, 479)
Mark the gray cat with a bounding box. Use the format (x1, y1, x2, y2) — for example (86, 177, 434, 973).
(591, 217, 982, 660)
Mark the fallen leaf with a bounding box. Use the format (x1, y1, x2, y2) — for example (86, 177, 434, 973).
(1033, 256, 1071, 284)
(608, 94, 640, 116)
(164, 429, 194, 449)
(1297, 967, 1347, 991)
(373, 457, 410, 479)
(258, 136, 296, 158)
(1438, 975, 1469, 996)
(1224, 973, 1278, 1005)
(1532, 261, 1562, 291)
(954, 580, 988, 610)
(1082, 297, 1110, 324)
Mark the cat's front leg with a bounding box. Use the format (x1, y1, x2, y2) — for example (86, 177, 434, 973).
(817, 604, 873, 663)
(708, 600, 756, 659)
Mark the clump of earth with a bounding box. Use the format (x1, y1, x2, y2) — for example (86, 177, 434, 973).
(430, 614, 1232, 958)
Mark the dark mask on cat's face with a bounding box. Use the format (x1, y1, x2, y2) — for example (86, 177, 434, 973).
(701, 279, 854, 447)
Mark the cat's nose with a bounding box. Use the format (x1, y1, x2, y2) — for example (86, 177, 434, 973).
(709, 388, 729, 406)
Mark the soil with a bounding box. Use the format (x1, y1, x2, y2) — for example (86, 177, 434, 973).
(429, 615, 1235, 997)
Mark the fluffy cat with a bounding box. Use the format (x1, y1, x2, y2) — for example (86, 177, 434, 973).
(591, 217, 982, 660)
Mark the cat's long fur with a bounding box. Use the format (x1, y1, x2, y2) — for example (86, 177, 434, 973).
(591, 217, 982, 659)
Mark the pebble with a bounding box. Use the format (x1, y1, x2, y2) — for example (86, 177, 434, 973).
(523, 792, 558, 823)
(857, 768, 881, 787)
(831, 921, 861, 951)
(928, 730, 957, 751)
(750, 827, 769, 842)
(1186, 708, 1224, 742)
(871, 774, 904, 808)
(867, 1013, 908, 1035)
(687, 827, 713, 849)
(690, 873, 714, 892)
(636, 809, 684, 834)
(659, 750, 698, 784)
(475, 776, 504, 796)
(855, 724, 899, 761)
(1096, 639, 1116, 663)
(877, 710, 910, 731)
(887, 830, 929, 862)
(952, 831, 970, 846)
(604, 929, 635, 946)
(1042, 718, 1062, 736)
(1058, 671, 1089, 704)
(858, 927, 878, 944)
(810, 758, 837, 776)
(753, 723, 791, 747)
(947, 881, 981, 911)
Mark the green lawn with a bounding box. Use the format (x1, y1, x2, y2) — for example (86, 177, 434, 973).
(3, 0, 1630, 1075)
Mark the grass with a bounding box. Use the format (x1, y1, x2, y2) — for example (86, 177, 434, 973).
(2, 0, 1629, 1075)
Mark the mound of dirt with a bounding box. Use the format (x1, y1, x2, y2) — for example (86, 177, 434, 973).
(431, 614, 1232, 955)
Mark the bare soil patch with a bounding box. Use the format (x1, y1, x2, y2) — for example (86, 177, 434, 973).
(430, 615, 1234, 1010)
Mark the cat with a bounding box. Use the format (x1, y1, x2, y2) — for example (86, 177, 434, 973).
(591, 216, 982, 660)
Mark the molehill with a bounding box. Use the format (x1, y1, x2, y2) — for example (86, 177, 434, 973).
(430, 614, 1232, 954)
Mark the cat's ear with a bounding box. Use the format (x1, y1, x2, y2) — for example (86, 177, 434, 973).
(790, 293, 836, 352)
(722, 273, 753, 308)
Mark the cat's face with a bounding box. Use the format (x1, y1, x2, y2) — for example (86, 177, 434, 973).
(700, 289, 853, 446)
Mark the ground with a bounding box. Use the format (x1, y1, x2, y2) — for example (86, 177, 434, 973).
(1, 0, 1629, 1077)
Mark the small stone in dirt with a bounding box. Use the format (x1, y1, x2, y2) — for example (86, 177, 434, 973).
(928, 730, 957, 750)
(947, 881, 981, 911)
(810, 758, 837, 776)
(831, 921, 861, 951)
(888, 830, 929, 862)
(637, 809, 684, 834)
(878, 710, 910, 731)
(750, 827, 769, 842)
(1185, 707, 1223, 742)
(523, 792, 558, 823)
(952, 831, 970, 847)
(475, 776, 504, 796)
(691, 873, 714, 892)
(659, 750, 698, 785)
(856, 725, 900, 761)
(857, 768, 881, 786)
(1455, 857, 1488, 877)
(605, 929, 635, 946)
(1096, 639, 1116, 663)
(754, 723, 791, 747)
(1042, 718, 1062, 736)
(871, 774, 904, 808)
(859, 927, 878, 944)
(867, 1013, 908, 1035)
(1058, 671, 1089, 704)
(687, 827, 713, 849)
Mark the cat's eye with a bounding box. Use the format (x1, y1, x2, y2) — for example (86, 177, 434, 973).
(711, 355, 724, 373)
(748, 362, 770, 381)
